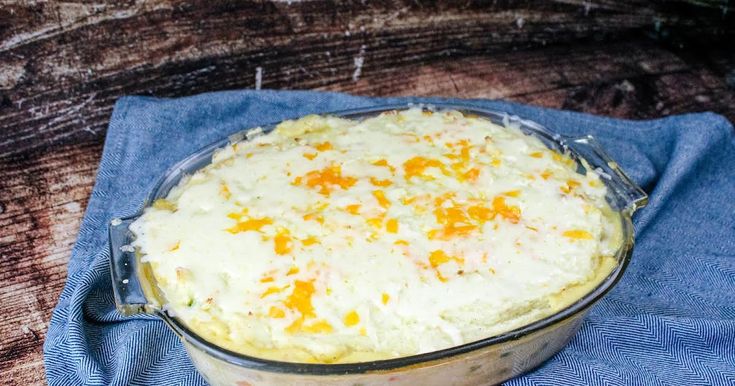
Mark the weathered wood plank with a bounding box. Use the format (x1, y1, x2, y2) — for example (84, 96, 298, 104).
(2, 0, 734, 159)
(1, 1, 733, 384)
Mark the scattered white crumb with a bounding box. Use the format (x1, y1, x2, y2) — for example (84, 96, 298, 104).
(255, 67, 263, 90)
(617, 80, 635, 93)
(352, 45, 366, 82)
(654, 18, 662, 33)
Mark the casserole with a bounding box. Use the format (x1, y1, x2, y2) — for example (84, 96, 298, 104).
(109, 103, 647, 385)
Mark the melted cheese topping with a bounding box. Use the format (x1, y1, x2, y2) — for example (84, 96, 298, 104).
(130, 108, 622, 363)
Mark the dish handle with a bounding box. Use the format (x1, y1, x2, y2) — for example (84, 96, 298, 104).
(567, 135, 648, 214)
(108, 217, 159, 316)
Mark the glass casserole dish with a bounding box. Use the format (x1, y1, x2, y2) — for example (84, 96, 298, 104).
(109, 103, 647, 386)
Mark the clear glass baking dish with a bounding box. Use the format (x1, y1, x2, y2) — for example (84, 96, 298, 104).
(109, 103, 647, 386)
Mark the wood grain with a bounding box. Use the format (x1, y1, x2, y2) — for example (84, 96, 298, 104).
(1, 1, 733, 384)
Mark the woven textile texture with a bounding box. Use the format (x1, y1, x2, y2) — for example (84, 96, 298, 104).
(44, 91, 735, 385)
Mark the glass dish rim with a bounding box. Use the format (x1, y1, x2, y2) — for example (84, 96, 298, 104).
(115, 102, 644, 375)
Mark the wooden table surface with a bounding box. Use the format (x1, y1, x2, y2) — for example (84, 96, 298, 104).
(1, 1, 734, 384)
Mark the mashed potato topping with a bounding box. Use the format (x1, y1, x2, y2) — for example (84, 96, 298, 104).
(130, 108, 621, 363)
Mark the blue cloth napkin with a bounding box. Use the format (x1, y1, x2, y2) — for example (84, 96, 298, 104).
(44, 90, 735, 385)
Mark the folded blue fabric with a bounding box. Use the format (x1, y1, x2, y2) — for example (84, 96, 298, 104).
(44, 90, 735, 385)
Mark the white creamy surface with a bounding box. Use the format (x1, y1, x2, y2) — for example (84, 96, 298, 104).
(130, 108, 620, 363)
